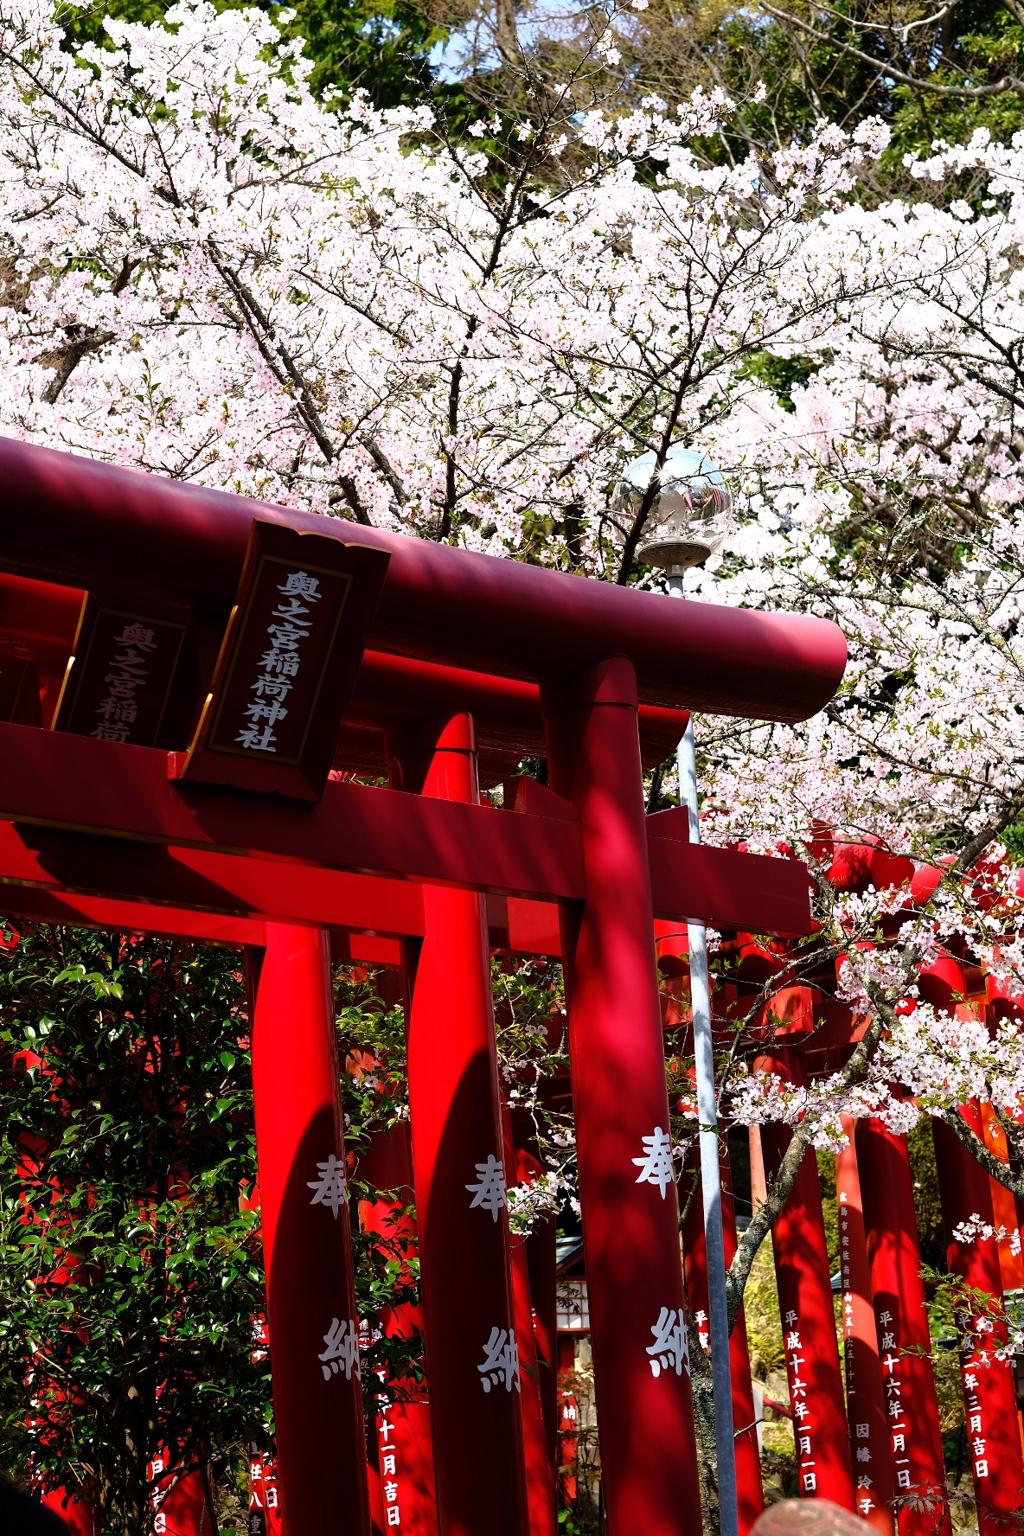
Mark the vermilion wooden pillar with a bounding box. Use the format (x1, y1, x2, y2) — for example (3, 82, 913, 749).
(759, 1053, 855, 1511)
(933, 1107, 1024, 1534)
(542, 657, 702, 1536)
(836, 1119, 896, 1534)
(40, 1489, 94, 1536)
(520, 1151, 558, 1472)
(557, 1336, 579, 1507)
(147, 1462, 215, 1536)
(680, 1149, 763, 1535)
(250, 924, 370, 1536)
(978, 1103, 1024, 1294)
(403, 713, 529, 1536)
(358, 1123, 439, 1536)
(248, 1446, 283, 1536)
(501, 1111, 557, 1536)
(855, 1118, 952, 1536)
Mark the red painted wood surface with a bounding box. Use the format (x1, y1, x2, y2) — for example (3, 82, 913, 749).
(248, 1446, 284, 1536)
(556, 1336, 579, 1509)
(855, 1119, 952, 1536)
(933, 1107, 1024, 1534)
(250, 925, 369, 1536)
(357, 1123, 439, 1536)
(679, 1147, 763, 1536)
(0, 725, 811, 939)
(520, 1148, 559, 1473)
(977, 1103, 1024, 1293)
(147, 1461, 215, 1536)
(645, 815, 811, 936)
(40, 1489, 94, 1535)
(836, 1120, 896, 1534)
(0, 721, 584, 901)
(758, 1053, 855, 1512)
(0, 435, 847, 722)
(501, 1114, 557, 1536)
(403, 713, 529, 1536)
(0, 818, 424, 935)
(345, 650, 692, 772)
(543, 657, 701, 1536)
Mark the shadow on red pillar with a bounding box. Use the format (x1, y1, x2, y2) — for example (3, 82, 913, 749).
(40, 1489, 94, 1536)
(543, 657, 702, 1536)
(501, 1123, 557, 1536)
(759, 1051, 854, 1511)
(933, 1105, 1024, 1533)
(855, 1118, 951, 1536)
(679, 1147, 764, 1535)
(556, 1336, 579, 1508)
(401, 712, 529, 1536)
(836, 1118, 896, 1534)
(250, 924, 370, 1536)
(977, 1104, 1024, 1294)
(147, 1461, 217, 1536)
(358, 1122, 439, 1536)
(521, 1163, 558, 1473)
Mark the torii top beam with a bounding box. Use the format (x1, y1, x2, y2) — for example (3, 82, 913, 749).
(0, 438, 845, 722)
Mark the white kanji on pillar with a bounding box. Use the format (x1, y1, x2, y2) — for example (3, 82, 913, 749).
(307, 1152, 348, 1216)
(319, 1317, 360, 1381)
(646, 1307, 689, 1378)
(632, 1126, 675, 1197)
(465, 1152, 507, 1219)
(478, 1326, 521, 1393)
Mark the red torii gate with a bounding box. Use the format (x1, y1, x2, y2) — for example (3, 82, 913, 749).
(0, 435, 846, 1536)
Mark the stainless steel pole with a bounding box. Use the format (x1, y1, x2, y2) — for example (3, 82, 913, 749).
(668, 569, 739, 1536)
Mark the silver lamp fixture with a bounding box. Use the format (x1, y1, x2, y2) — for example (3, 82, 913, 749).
(624, 446, 735, 575)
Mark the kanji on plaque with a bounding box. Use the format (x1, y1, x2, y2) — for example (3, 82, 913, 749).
(319, 1316, 359, 1381)
(55, 602, 189, 748)
(181, 519, 389, 799)
(632, 1126, 675, 1197)
(646, 1307, 688, 1378)
(307, 1153, 348, 1217)
(478, 1326, 521, 1393)
(466, 1152, 507, 1219)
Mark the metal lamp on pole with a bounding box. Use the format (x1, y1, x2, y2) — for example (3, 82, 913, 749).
(624, 447, 739, 1536)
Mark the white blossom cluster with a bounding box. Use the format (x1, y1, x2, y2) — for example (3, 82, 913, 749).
(5, 0, 1024, 1139)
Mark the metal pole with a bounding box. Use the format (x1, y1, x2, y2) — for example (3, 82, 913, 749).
(668, 570, 739, 1536)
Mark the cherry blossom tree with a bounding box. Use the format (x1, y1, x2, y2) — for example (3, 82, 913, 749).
(5, 0, 1024, 1464)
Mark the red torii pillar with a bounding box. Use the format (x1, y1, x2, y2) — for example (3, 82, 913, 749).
(836, 1118, 896, 1534)
(679, 1143, 763, 1534)
(250, 923, 370, 1536)
(357, 1122, 439, 1536)
(519, 1142, 559, 1475)
(977, 1103, 1024, 1296)
(758, 1051, 855, 1511)
(543, 658, 702, 1536)
(501, 1110, 557, 1536)
(855, 1118, 952, 1536)
(659, 922, 762, 1535)
(933, 1107, 1024, 1534)
(402, 713, 529, 1536)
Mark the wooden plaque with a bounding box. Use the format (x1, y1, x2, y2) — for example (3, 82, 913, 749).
(0, 651, 41, 727)
(181, 520, 390, 800)
(53, 603, 188, 748)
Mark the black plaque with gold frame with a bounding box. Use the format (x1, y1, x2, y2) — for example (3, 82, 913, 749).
(180, 520, 390, 801)
(53, 600, 191, 748)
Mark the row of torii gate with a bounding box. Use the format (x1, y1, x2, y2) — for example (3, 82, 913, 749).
(0, 436, 1015, 1536)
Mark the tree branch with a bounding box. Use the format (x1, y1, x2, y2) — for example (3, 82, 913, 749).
(725, 970, 888, 1330)
(761, 1, 1024, 97)
(939, 1107, 1024, 1197)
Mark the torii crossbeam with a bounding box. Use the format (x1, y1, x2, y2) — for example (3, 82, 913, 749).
(0, 436, 846, 1536)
